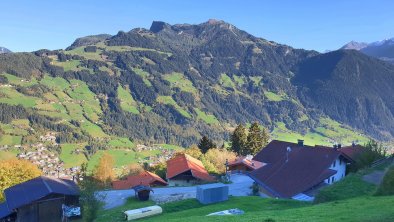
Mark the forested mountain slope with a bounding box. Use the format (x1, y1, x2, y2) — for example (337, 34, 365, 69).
(1, 20, 391, 149)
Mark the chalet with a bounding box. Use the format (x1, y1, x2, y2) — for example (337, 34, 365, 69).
(0, 176, 80, 222)
(166, 153, 215, 186)
(250, 140, 353, 201)
(228, 155, 265, 173)
(338, 144, 365, 163)
(112, 171, 167, 190)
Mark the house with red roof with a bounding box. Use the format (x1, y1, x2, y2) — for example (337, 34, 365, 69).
(112, 171, 167, 190)
(250, 140, 353, 201)
(339, 144, 365, 162)
(166, 153, 215, 186)
(228, 155, 265, 173)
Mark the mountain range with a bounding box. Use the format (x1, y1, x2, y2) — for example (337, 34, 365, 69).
(341, 38, 394, 63)
(0, 19, 393, 149)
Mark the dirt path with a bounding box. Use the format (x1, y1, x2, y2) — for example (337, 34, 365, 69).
(362, 159, 394, 185)
(362, 170, 386, 185)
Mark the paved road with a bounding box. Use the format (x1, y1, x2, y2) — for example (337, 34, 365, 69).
(100, 174, 254, 209)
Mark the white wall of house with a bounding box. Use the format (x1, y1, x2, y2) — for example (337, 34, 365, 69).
(326, 156, 347, 184)
(168, 179, 197, 187)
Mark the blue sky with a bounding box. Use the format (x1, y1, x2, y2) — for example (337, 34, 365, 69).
(1, 0, 394, 52)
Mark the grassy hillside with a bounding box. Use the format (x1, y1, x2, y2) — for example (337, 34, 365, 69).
(95, 196, 394, 222)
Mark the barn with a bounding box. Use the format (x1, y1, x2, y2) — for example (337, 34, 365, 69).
(0, 176, 80, 222)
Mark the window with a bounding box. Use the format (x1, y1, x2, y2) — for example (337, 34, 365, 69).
(333, 160, 336, 167)
(331, 177, 335, 183)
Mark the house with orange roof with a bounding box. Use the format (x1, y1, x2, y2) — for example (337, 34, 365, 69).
(228, 155, 265, 173)
(166, 153, 215, 186)
(112, 171, 167, 190)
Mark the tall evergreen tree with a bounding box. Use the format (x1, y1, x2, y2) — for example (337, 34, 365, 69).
(244, 122, 270, 155)
(230, 124, 247, 155)
(198, 135, 216, 154)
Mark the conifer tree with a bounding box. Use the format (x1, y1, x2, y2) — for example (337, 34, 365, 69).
(230, 124, 247, 155)
(244, 122, 270, 155)
(198, 135, 216, 154)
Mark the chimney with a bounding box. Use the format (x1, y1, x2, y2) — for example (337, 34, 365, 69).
(337, 144, 342, 149)
(297, 139, 304, 146)
(352, 141, 356, 147)
(333, 144, 338, 150)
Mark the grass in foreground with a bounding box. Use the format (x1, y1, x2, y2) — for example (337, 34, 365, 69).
(96, 196, 394, 222)
(314, 173, 377, 203)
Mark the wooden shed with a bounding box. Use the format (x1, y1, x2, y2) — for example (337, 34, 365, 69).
(0, 176, 80, 222)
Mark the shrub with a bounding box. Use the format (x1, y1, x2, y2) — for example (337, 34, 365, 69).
(349, 140, 387, 172)
(375, 166, 394, 196)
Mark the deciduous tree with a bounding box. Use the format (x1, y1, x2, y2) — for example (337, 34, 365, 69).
(0, 159, 42, 201)
(93, 153, 115, 186)
(185, 144, 203, 159)
(204, 148, 237, 174)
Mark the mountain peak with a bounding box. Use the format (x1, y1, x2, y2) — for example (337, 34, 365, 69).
(340, 41, 368, 50)
(0, 47, 11, 54)
(149, 21, 172, 33)
(206, 19, 225, 25)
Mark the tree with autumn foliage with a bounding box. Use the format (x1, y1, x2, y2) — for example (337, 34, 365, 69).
(185, 144, 203, 159)
(0, 159, 42, 202)
(203, 148, 237, 174)
(93, 153, 115, 187)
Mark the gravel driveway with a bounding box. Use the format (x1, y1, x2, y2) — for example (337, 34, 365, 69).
(100, 174, 254, 209)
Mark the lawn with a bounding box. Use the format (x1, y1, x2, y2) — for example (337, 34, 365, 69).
(0, 87, 38, 108)
(232, 75, 245, 87)
(95, 196, 394, 222)
(117, 85, 140, 114)
(271, 119, 369, 146)
(219, 73, 235, 89)
(87, 149, 140, 171)
(0, 135, 22, 146)
(2, 73, 38, 87)
(59, 143, 87, 168)
(194, 108, 219, 125)
(264, 91, 286, 102)
(80, 120, 107, 138)
(39, 75, 70, 91)
(108, 137, 135, 149)
(97, 42, 172, 56)
(64, 46, 104, 61)
(0, 150, 18, 161)
(51, 60, 81, 72)
(163, 72, 198, 95)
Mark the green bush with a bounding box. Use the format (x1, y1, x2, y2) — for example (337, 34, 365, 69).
(375, 166, 394, 196)
(348, 140, 387, 172)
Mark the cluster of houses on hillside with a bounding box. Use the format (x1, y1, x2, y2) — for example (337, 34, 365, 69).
(16, 144, 79, 180)
(112, 139, 364, 202)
